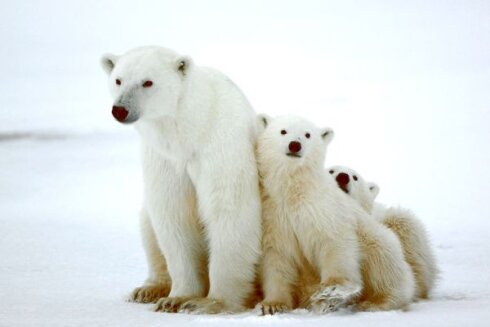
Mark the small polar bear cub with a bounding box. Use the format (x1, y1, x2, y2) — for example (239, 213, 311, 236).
(256, 115, 364, 315)
(328, 165, 438, 299)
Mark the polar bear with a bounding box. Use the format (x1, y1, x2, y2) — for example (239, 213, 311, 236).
(328, 166, 438, 299)
(256, 115, 362, 314)
(256, 115, 415, 314)
(101, 46, 262, 313)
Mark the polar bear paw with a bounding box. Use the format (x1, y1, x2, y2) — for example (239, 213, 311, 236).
(355, 300, 386, 312)
(179, 297, 227, 314)
(257, 301, 291, 315)
(308, 283, 361, 313)
(154, 296, 194, 313)
(129, 284, 170, 303)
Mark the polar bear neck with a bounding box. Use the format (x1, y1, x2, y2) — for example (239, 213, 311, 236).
(134, 67, 257, 164)
(360, 196, 375, 213)
(135, 119, 188, 160)
(134, 69, 218, 160)
(351, 186, 377, 214)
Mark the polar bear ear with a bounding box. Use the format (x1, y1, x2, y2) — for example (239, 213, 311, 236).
(257, 114, 272, 133)
(176, 56, 192, 76)
(101, 54, 119, 74)
(367, 182, 380, 199)
(320, 127, 334, 144)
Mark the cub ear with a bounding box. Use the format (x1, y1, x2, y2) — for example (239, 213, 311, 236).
(321, 127, 334, 144)
(101, 54, 119, 74)
(367, 182, 380, 199)
(257, 113, 272, 133)
(176, 56, 192, 76)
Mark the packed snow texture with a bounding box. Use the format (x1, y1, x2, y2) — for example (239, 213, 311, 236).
(1, 0, 489, 326)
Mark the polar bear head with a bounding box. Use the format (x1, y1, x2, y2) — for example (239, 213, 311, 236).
(101, 46, 192, 123)
(256, 114, 334, 173)
(328, 165, 379, 212)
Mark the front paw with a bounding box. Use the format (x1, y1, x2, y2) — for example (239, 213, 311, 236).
(129, 284, 170, 303)
(257, 301, 291, 315)
(154, 296, 193, 313)
(308, 283, 361, 313)
(180, 297, 227, 314)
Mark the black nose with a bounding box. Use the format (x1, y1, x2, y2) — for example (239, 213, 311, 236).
(112, 106, 128, 122)
(289, 141, 302, 153)
(336, 172, 350, 186)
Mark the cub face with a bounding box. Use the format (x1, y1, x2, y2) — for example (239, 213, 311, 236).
(101, 46, 192, 124)
(257, 114, 334, 171)
(328, 165, 379, 212)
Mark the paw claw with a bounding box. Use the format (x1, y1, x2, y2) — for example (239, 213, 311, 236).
(129, 284, 170, 304)
(257, 302, 290, 315)
(154, 297, 190, 313)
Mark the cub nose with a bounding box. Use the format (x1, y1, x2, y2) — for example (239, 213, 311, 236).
(288, 141, 302, 153)
(336, 172, 350, 187)
(112, 106, 128, 122)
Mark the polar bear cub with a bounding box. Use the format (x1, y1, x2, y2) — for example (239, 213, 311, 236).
(256, 115, 416, 314)
(256, 115, 365, 314)
(328, 166, 438, 299)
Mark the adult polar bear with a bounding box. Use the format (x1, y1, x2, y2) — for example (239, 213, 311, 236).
(101, 46, 262, 313)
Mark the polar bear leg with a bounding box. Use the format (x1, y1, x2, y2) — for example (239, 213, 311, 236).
(309, 235, 362, 312)
(204, 209, 260, 312)
(381, 208, 438, 299)
(259, 225, 297, 315)
(355, 220, 415, 311)
(129, 208, 171, 303)
(145, 159, 207, 312)
(187, 159, 261, 313)
(259, 252, 296, 315)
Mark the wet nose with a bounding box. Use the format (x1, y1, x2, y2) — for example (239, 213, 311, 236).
(112, 106, 128, 122)
(336, 172, 350, 186)
(288, 141, 302, 153)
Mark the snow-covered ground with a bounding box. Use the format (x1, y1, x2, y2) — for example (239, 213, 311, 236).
(0, 133, 489, 326)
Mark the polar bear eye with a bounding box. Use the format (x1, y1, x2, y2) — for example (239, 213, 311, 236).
(115, 79, 121, 86)
(353, 175, 358, 181)
(281, 130, 287, 135)
(305, 133, 311, 139)
(329, 170, 334, 174)
(142, 80, 153, 88)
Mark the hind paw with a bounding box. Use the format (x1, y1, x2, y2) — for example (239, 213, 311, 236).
(308, 283, 361, 313)
(129, 284, 170, 303)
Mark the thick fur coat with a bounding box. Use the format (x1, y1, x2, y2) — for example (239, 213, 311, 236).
(101, 46, 262, 313)
(256, 115, 363, 314)
(256, 115, 415, 314)
(328, 165, 438, 300)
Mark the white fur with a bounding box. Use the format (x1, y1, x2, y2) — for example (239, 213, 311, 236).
(256, 115, 363, 314)
(327, 166, 379, 213)
(101, 46, 262, 313)
(354, 214, 415, 310)
(256, 115, 414, 313)
(328, 165, 439, 299)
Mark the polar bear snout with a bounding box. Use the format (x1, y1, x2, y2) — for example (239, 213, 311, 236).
(336, 173, 350, 193)
(112, 106, 129, 122)
(287, 141, 302, 157)
(111, 105, 139, 124)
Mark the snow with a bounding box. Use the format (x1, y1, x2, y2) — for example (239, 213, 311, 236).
(1, 0, 490, 326)
(1, 133, 489, 327)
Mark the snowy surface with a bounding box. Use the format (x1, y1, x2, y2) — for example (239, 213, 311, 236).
(1, 133, 490, 327)
(1, 0, 490, 326)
